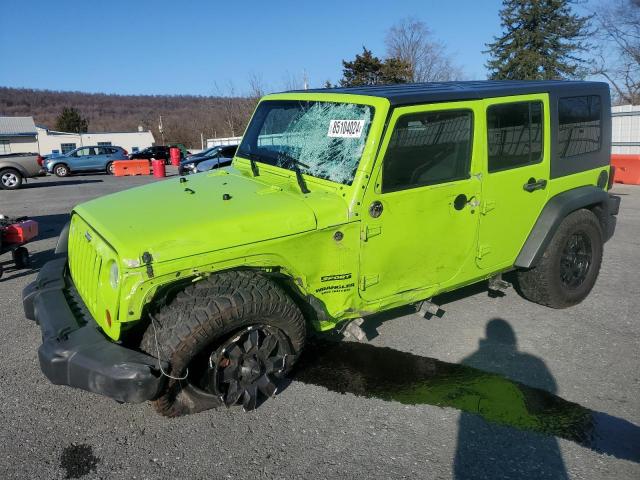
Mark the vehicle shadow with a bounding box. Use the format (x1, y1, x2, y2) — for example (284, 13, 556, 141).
(292, 322, 640, 468)
(23, 179, 103, 188)
(361, 279, 511, 340)
(29, 213, 70, 240)
(0, 248, 56, 282)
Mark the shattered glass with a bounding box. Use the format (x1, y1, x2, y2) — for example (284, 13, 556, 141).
(238, 101, 374, 185)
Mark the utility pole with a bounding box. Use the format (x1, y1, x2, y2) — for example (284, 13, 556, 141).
(158, 115, 165, 146)
(303, 69, 309, 90)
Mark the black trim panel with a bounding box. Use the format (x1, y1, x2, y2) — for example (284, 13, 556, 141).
(22, 257, 165, 404)
(515, 186, 619, 268)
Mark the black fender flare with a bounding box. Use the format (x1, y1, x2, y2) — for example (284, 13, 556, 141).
(515, 186, 611, 269)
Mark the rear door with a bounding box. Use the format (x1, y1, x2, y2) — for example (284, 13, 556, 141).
(476, 94, 550, 270)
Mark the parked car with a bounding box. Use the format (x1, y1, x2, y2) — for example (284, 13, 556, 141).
(45, 146, 128, 177)
(0, 153, 45, 190)
(129, 145, 181, 164)
(179, 145, 237, 175)
(24, 81, 620, 416)
(183, 146, 223, 161)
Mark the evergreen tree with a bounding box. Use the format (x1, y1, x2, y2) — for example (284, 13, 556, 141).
(55, 107, 89, 133)
(486, 0, 591, 80)
(340, 47, 411, 86)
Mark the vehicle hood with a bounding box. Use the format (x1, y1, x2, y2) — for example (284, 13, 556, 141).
(73, 169, 349, 264)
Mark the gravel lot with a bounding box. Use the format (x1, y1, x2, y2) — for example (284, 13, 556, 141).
(0, 173, 638, 480)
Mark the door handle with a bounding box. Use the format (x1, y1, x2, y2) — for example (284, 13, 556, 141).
(523, 178, 547, 192)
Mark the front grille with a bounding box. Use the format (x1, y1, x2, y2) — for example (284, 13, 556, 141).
(68, 216, 104, 313)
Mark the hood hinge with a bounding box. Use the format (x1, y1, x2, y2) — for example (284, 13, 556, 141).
(142, 251, 154, 278)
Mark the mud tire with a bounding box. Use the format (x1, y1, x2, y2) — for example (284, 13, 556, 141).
(140, 270, 306, 417)
(516, 209, 603, 309)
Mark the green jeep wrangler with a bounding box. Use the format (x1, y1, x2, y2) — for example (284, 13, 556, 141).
(23, 81, 620, 416)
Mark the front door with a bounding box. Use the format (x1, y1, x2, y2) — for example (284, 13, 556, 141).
(476, 95, 550, 270)
(359, 101, 483, 302)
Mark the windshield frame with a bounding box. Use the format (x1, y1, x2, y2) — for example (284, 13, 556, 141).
(235, 94, 385, 188)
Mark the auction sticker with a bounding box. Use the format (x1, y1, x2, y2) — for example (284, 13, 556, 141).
(328, 119, 365, 138)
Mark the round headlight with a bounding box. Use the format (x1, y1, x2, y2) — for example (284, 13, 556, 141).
(109, 262, 119, 289)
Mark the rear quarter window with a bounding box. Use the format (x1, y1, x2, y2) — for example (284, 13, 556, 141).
(558, 95, 601, 157)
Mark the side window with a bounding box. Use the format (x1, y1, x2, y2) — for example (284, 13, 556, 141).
(74, 147, 89, 157)
(558, 95, 601, 157)
(220, 146, 236, 157)
(60, 143, 76, 154)
(487, 101, 543, 172)
(382, 109, 473, 193)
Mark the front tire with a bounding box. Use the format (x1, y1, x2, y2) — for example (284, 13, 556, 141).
(54, 164, 70, 177)
(0, 168, 23, 190)
(516, 209, 603, 309)
(140, 271, 306, 417)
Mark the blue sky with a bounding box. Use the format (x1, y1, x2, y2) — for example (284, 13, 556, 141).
(0, 0, 594, 96)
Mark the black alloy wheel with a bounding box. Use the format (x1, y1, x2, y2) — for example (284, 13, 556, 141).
(205, 325, 290, 411)
(559, 232, 592, 289)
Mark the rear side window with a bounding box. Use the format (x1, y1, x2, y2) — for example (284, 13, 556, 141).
(558, 95, 601, 157)
(382, 110, 473, 193)
(487, 101, 543, 172)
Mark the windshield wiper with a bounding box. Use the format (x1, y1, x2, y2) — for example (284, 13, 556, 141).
(277, 152, 310, 194)
(240, 151, 261, 177)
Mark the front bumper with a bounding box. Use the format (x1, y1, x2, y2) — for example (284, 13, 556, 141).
(22, 257, 165, 403)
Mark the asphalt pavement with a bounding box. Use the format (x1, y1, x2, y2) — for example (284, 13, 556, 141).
(0, 172, 638, 479)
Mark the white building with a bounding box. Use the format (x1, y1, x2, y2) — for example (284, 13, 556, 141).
(0, 117, 38, 154)
(612, 105, 640, 154)
(206, 136, 242, 148)
(0, 116, 155, 155)
(36, 126, 155, 155)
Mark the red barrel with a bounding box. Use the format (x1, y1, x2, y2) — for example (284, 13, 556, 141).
(169, 147, 181, 166)
(152, 158, 166, 178)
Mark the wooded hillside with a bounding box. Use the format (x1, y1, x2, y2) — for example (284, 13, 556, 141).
(0, 87, 254, 148)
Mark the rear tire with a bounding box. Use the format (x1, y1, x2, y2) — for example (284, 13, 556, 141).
(516, 209, 603, 309)
(54, 164, 69, 177)
(0, 168, 23, 190)
(140, 270, 306, 417)
(106, 162, 114, 175)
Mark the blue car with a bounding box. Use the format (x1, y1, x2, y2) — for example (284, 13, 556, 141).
(45, 146, 128, 177)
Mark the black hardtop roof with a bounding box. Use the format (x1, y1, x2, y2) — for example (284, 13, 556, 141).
(289, 80, 609, 106)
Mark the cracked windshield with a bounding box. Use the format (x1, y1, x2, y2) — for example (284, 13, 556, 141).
(237, 100, 374, 185)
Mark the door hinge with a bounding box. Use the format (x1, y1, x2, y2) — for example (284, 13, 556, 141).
(360, 274, 379, 290)
(481, 200, 496, 215)
(477, 245, 491, 259)
(361, 225, 382, 241)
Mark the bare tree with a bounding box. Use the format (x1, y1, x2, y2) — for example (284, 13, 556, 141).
(385, 18, 463, 82)
(214, 74, 267, 138)
(591, 0, 640, 104)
